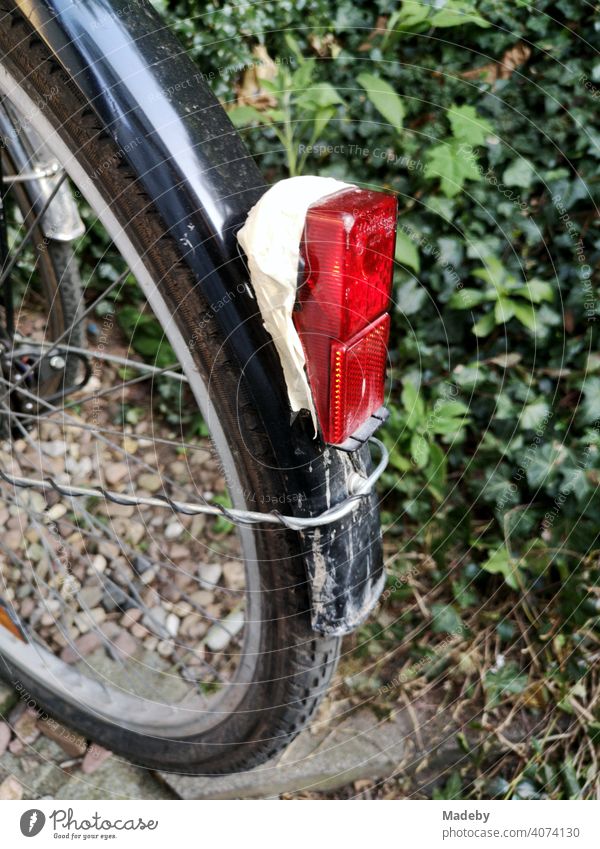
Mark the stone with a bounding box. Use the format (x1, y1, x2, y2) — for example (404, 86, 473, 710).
(137, 473, 162, 493)
(78, 585, 104, 609)
(38, 718, 87, 757)
(165, 614, 180, 638)
(60, 631, 102, 664)
(197, 563, 222, 589)
(0, 721, 11, 756)
(222, 561, 245, 590)
(14, 708, 41, 745)
(81, 744, 112, 775)
(165, 521, 185, 540)
(104, 462, 128, 485)
(205, 607, 244, 653)
(112, 632, 138, 659)
(0, 775, 23, 800)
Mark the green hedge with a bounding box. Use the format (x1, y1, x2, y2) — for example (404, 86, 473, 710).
(159, 0, 600, 596)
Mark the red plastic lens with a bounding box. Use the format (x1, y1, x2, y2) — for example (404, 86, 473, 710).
(330, 314, 390, 445)
(294, 187, 397, 444)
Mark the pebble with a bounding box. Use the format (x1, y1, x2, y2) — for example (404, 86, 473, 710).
(38, 718, 87, 757)
(222, 561, 245, 590)
(78, 585, 104, 609)
(112, 631, 138, 659)
(198, 563, 222, 589)
(205, 607, 245, 653)
(104, 462, 129, 485)
(14, 708, 41, 745)
(0, 776, 23, 800)
(81, 744, 112, 775)
(42, 440, 67, 457)
(165, 614, 180, 638)
(165, 521, 185, 540)
(90, 554, 107, 574)
(0, 722, 10, 757)
(60, 631, 102, 664)
(137, 473, 162, 493)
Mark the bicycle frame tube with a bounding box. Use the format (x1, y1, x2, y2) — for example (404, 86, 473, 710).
(15, 0, 385, 635)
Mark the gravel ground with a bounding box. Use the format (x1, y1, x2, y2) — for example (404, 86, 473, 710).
(0, 325, 251, 797)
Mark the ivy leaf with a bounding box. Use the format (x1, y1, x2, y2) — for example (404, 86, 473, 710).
(357, 73, 405, 131)
(503, 157, 535, 188)
(580, 376, 600, 425)
(425, 141, 481, 197)
(396, 277, 427, 315)
(395, 228, 420, 272)
(431, 603, 463, 634)
(526, 442, 560, 488)
(484, 661, 528, 708)
(520, 401, 550, 431)
(481, 545, 520, 589)
(448, 104, 493, 146)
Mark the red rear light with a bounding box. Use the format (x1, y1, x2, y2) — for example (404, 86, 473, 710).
(294, 188, 397, 445)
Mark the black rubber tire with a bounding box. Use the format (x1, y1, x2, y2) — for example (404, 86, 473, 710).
(0, 4, 340, 775)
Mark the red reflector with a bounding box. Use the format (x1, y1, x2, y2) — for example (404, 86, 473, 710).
(294, 187, 397, 444)
(330, 314, 390, 445)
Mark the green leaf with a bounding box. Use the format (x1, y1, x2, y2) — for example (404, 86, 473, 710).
(357, 73, 405, 131)
(448, 104, 493, 146)
(481, 545, 520, 589)
(513, 279, 554, 304)
(401, 380, 425, 428)
(580, 376, 600, 425)
(484, 661, 528, 708)
(494, 296, 516, 324)
(411, 432, 430, 469)
(520, 401, 550, 431)
(396, 277, 427, 315)
(431, 603, 463, 634)
(227, 105, 265, 127)
(433, 772, 462, 800)
(448, 288, 490, 309)
(296, 82, 343, 109)
(503, 157, 535, 188)
(424, 141, 481, 197)
(512, 300, 537, 331)
(473, 311, 496, 336)
(291, 57, 316, 90)
(430, 1, 490, 28)
(526, 442, 559, 488)
(395, 228, 420, 272)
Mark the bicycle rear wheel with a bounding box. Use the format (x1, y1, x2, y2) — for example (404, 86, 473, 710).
(0, 3, 339, 774)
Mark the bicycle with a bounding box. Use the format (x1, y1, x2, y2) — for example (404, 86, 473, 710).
(0, 0, 395, 774)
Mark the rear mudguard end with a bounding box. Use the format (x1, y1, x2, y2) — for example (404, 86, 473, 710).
(22, 0, 387, 637)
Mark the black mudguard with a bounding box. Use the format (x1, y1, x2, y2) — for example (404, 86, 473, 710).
(19, 0, 385, 635)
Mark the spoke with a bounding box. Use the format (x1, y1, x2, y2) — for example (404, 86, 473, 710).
(57, 360, 184, 415)
(0, 266, 132, 407)
(20, 340, 188, 383)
